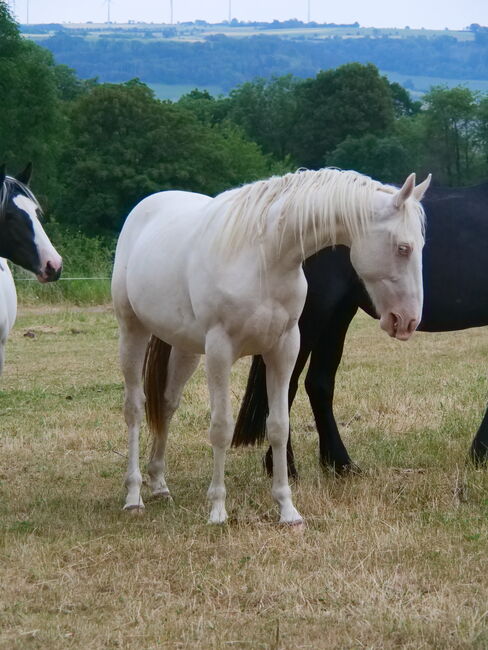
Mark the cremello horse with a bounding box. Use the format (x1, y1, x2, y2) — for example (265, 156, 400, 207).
(0, 164, 62, 373)
(112, 168, 430, 525)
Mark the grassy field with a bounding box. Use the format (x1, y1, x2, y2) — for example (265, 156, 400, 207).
(0, 304, 487, 648)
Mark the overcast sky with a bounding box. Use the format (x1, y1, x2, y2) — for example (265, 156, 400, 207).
(8, 0, 488, 30)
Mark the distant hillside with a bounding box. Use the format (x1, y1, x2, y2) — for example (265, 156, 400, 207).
(24, 22, 488, 95)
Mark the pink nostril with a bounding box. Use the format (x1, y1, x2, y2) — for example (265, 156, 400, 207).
(44, 259, 62, 281)
(407, 318, 418, 333)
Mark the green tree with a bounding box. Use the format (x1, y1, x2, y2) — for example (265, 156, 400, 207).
(476, 95, 488, 167)
(389, 81, 421, 118)
(422, 86, 480, 185)
(0, 3, 66, 204)
(225, 75, 301, 160)
(58, 80, 274, 235)
(290, 63, 395, 168)
(177, 89, 229, 125)
(326, 134, 412, 184)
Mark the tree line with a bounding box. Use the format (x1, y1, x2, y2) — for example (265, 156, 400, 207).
(35, 29, 488, 92)
(2, 3, 488, 241)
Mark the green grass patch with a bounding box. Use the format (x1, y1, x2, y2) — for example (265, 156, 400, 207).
(13, 228, 114, 305)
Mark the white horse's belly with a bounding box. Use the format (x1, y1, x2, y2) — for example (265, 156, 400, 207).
(130, 298, 206, 353)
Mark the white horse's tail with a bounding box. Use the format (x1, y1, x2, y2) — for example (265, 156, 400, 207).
(143, 336, 172, 437)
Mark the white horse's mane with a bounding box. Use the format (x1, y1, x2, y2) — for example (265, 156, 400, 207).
(208, 168, 425, 259)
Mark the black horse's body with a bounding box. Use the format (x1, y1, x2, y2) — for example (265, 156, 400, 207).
(233, 182, 488, 473)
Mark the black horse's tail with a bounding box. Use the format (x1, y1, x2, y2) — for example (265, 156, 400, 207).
(232, 355, 269, 447)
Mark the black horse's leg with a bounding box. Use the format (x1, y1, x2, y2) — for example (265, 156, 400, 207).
(304, 302, 359, 474)
(469, 404, 488, 466)
(263, 345, 312, 479)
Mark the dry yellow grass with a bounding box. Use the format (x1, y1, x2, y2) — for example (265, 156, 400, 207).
(0, 305, 487, 649)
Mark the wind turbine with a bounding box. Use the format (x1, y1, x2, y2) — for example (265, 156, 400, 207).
(228, 0, 232, 23)
(169, 0, 173, 25)
(103, 0, 112, 23)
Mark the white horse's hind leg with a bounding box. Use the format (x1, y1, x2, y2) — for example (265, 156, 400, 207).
(0, 341, 5, 376)
(118, 320, 150, 512)
(147, 347, 200, 498)
(205, 328, 234, 524)
(263, 326, 303, 524)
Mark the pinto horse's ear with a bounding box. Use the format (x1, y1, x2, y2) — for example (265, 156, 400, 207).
(16, 162, 32, 186)
(0, 163, 5, 185)
(413, 173, 432, 202)
(393, 173, 416, 209)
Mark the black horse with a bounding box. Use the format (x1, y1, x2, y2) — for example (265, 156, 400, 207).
(233, 182, 488, 475)
(0, 163, 62, 281)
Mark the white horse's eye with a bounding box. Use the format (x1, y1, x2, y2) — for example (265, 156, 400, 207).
(397, 244, 411, 256)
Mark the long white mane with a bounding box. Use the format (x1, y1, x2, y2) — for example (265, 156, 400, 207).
(208, 168, 425, 259)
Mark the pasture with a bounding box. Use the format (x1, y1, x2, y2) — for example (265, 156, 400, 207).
(0, 303, 487, 648)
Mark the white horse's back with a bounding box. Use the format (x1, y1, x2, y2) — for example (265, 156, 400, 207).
(0, 261, 17, 373)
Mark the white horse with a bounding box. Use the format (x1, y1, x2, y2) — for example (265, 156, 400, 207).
(112, 168, 431, 525)
(0, 164, 63, 375)
(0, 261, 16, 375)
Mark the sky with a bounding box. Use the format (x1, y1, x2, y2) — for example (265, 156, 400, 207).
(7, 0, 488, 30)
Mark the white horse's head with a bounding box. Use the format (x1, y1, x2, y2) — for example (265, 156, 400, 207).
(349, 173, 431, 341)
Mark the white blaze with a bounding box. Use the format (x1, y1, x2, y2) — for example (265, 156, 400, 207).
(13, 194, 62, 271)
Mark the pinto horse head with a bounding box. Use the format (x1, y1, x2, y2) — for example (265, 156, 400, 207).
(349, 173, 432, 341)
(0, 164, 62, 282)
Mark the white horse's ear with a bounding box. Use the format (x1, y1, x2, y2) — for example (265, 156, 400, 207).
(413, 173, 432, 201)
(393, 173, 416, 208)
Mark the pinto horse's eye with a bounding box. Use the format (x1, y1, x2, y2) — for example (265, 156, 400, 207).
(397, 244, 411, 257)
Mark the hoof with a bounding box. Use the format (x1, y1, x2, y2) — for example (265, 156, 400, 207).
(321, 459, 361, 476)
(208, 508, 228, 525)
(150, 490, 173, 501)
(338, 462, 361, 476)
(280, 519, 305, 533)
(123, 505, 145, 516)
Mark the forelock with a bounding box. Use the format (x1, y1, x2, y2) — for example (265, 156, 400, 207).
(1, 176, 42, 222)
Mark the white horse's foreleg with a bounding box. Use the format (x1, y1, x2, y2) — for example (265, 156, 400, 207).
(205, 328, 234, 524)
(119, 322, 150, 512)
(147, 347, 200, 498)
(263, 326, 303, 524)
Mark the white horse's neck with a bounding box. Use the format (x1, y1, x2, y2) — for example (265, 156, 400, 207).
(262, 194, 353, 268)
(212, 169, 381, 269)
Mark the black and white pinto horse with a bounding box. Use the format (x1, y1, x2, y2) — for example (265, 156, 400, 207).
(0, 164, 62, 372)
(233, 181, 488, 471)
